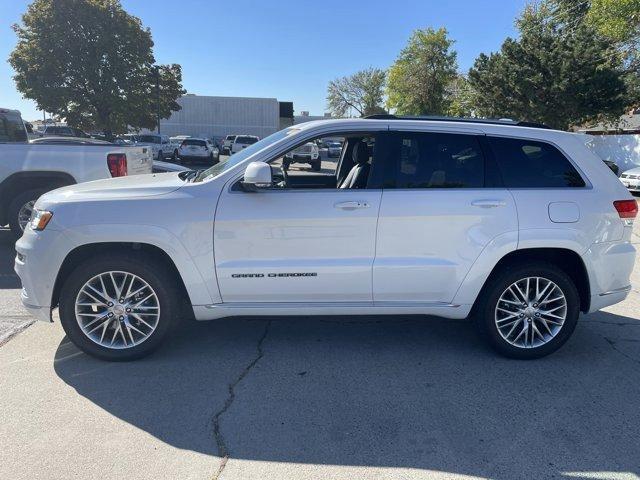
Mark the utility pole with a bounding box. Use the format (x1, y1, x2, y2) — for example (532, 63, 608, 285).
(154, 66, 161, 134)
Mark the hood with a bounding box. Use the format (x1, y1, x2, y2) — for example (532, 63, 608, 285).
(37, 172, 185, 207)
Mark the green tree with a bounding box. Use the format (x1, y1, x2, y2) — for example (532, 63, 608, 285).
(326, 67, 387, 117)
(9, 0, 185, 136)
(446, 75, 475, 117)
(468, 1, 629, 130)
(386, 27, 458, 115)
(587, 0, 640, 43)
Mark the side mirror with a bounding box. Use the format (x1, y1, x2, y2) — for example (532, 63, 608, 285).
(241, 161, 272, 191)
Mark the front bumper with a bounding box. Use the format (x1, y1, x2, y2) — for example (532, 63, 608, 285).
(15, 227, 69, 322)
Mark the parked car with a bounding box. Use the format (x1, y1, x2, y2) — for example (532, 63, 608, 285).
(283, 141, 320, 171)
(0, 108, 153, 236)
(169, 136, 190, 160)
(231, 135, 259, 154)
(135, 134, 173, 161)
(177, 138, 219, 165)
(221, 135, 236, 155)
(620, 167, 640, 195)
(40, 125, 90, 138)
(15, 116, 637, 361)
(121, 134, 140, 144)
(327, 141, 343, 158)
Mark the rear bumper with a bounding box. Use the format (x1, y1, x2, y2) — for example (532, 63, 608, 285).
(288, 154, 318, 163)
(179, 154, 214, 163)
(582, 239, 636, 312)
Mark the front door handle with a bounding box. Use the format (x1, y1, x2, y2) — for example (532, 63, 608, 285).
(471, 199, 507, 208)
(334, 201, 370, 210)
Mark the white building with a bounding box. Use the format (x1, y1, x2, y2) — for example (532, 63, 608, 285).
(150, 94, 293, 140)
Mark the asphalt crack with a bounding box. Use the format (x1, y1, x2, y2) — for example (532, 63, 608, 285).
(212, 320, 272, 480)
(602, 335, 640, 366)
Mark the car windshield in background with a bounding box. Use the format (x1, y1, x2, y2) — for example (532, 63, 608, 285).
(235, 136, 258, 145)
(45, 126, 72, 135)
(195, 128, 299, 182)
(138, 135, 161, 143)
(182, 139, 206, 146)
(0, 112, 27, 142)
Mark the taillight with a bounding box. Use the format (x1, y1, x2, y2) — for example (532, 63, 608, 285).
(107, 153, 128, 177)
(613, 199, 638, 219)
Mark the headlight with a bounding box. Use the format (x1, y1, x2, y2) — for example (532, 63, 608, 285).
(30, 209, 53, 231)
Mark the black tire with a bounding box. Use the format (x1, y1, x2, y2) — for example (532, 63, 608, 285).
(312, 159, 321, 172)
(58, 252, 181, 361)
(8, 188, 47, 238)
(474, 262, 580, 359)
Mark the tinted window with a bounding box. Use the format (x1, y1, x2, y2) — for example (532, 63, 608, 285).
(488, 137, 585, 188)
(182, 139, 206, 146)
(138, 135, 161, 144)
(235, 136, 258, 145)
(0, 112, 27, 142)
(46, 126, 73, 135)
(383, 132, 485, 188)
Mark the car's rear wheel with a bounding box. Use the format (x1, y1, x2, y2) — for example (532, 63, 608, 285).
(8, 188, 47, 237)
(474, 262, 579, 359)
(59, 253, 181, 361)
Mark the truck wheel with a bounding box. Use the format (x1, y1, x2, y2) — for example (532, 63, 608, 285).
(474, 262, 579, 359)
(58, 252, 181, 361)
(8, 188, 47, 237)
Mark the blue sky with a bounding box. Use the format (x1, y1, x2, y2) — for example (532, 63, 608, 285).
(0, 0, 528, 121)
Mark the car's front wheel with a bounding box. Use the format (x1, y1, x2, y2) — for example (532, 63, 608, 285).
(475, 262, 580, 359)
(59, 252, 181, 361)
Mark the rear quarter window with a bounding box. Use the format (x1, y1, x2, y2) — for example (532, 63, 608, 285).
(488, 137, 585, 188)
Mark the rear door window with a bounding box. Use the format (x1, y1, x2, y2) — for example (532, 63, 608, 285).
(381, 131, 485, 188)
(487, 137, 585, 188)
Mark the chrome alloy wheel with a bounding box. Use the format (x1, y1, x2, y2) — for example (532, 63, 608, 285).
(75, 271, 160, 349)
(495, 276, 567, 349)
(17, 200, 36, 232)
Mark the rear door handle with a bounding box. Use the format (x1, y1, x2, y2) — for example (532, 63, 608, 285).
(471, 199, 507, 208)
(334, 201, 370, 210)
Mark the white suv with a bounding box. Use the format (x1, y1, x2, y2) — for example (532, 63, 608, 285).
(15, 117, 637, 361)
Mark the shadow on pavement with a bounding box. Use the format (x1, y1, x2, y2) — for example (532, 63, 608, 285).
(0, 228, 20, 289)
(53, 311, 640, 479)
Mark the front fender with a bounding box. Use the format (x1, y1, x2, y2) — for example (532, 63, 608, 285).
(61, 224, 217, 306)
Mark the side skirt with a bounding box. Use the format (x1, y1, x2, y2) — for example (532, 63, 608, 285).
(192, 302, 472, 321)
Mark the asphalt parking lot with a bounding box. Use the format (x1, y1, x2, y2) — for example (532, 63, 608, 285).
(1, 216, 639, 479)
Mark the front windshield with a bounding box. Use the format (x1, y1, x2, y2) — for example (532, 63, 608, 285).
(195, 128, 298, 182)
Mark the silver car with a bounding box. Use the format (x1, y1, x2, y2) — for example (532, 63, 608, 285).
(620, 167, 640, 194)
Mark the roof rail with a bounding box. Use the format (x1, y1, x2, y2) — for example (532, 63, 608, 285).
(364, 114, 550, 129)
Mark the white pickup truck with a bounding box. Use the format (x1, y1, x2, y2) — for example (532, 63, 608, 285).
(0, 108, 153, 235)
